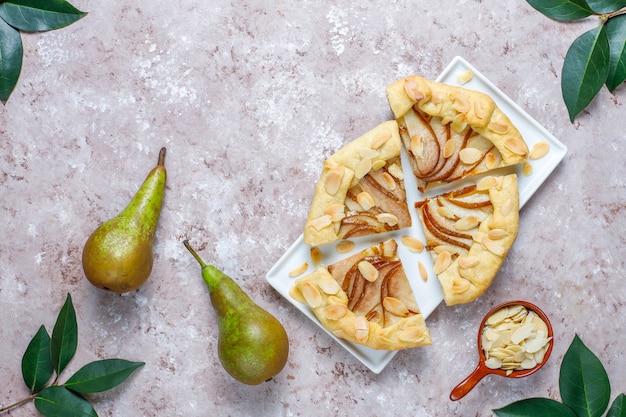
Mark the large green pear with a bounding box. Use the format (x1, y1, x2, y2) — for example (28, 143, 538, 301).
(183, 240, 289, 385)
(82, 148, 167, 293)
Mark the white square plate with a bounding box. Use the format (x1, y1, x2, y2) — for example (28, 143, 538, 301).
(265, 56, 567, 373)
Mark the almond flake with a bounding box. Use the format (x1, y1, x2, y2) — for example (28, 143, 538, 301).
(404, 77, 424, 102)
(335, 240, 355, 253)
(288, 286, 305, 303)
(324, 304, 348, 320)
(437, 206, 456, 219)
(418, 261, 428, 282)
(324, 203, 346, 222)
(357, 191, 375, 210)
(477, 175, 498, 190)
(451, 114, 468, 133)
(451, 92, 470, 113)
(529, 141, 550, 160)
(485, 151, 497, 169)
(488, 121, 510, 134)
(354, 316, 369, 342)
(354, 157, 372, 179)
(310, 214, 332, 231)
(433, 250, 452, 274)
(443, 139, 456, 158)
(318, 275, 340, 295)
(387, 162, 404, 180)
(456, 70, 474, 84)
(372, 159, 386, 170)
(500, 198, 513, 217)
(398, 326, 425, 343)
(370, 132, 391, 149)
(288, 262, 308, 277)
(460, 147, 483, 164)
(377, 212, 399, 226)
(325, 166, 344, 195)
(360, 147, 379, 159)
(401, 235, 425, 253)
(301, 282, 323, 308)
(458, 255, 479, 269)
(488, 229, 507, 240)
(382, 297, 409, 317)
(454, 215, 479, 231)
(381, 172, 397, 190)
(358, 260, 379, 282)
(504, 137, 528, 156)
(452, 278, 471, 294)
(482, 235, 505, 256)
(522, 161, 533, 176)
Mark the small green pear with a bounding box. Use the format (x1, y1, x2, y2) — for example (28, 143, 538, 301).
(82, 148, 167, 293)
(183, 240, 289, 385)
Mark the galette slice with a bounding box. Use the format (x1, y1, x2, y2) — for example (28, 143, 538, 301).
(303, 120, 412, 247)
(415, 174, 520, 306)
(290, 239, 431, 350)
(386, 76, 528, 191)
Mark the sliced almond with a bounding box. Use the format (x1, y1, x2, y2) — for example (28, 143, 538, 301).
(372, 159, 386, 170)
(476, 175, 498, 190)
(459, 147, 482, 164)
(377, 212, 399, 226)
(382, 297, 409, 317)
(360, 147, 379, 159)
(433, 250, 452, 274)
(458, 255, 479, 269)
(288, 262, 308, 277)
(354, 316, 369, 342)
(452, 277, 471, 294)
(529, 141, 550, 160)
(357, 191, 375, 210)
(324, 203, 346, 222)
(398, 326, 425, 343)
(404, 77, 424, 102)
(401, 235, 424, 253)
(381, 172, 397, 190)
(324, 304, 348, 320)
(522, 161, 533, 176)
(456, 70, 474, 84)
(454, 215, 479, 231)
(500, 198, 514, 217)
(325, 165, 344, 195)
(370, 132, 391, 149)
(358, 261, 379, 282)
(437, 206, 456, 219)
(301, 282, 323, 308)
(418, 261, 428, 281)
(318, 275, 340, 295)
(504, 137, 528, 156)
(310, 247, 322, 266)
(488, 228, 507, 240)
(485, 151, 497, 169)
(443, 139, 456, 158)
(482, 235, 505, 256)
(336, 240, 355, 253)
(354, 157, 372, 179)
(288, 286, 305, 303)
(488, 121, 510, 134)
(310, 214, 332, 231)
(451, 114, 467, 133)
(387, 162, 404, 180)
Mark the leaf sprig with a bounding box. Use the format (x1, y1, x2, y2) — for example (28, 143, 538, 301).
(493, 334, 626, 417)
(0, 294, 144, 417)
(0, 0, 86, 104)
(526, 0, 626, 121)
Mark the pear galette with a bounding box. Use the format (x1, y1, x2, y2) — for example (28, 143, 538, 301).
(415, 174, 520, 306)
(303, 120, 412, 247)
(290, 239, 431, 350)
(386, 76, 528, 191)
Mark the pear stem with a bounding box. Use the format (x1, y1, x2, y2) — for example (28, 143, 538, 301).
(183, 240, 208, 268)
(157, 147, 166, 167)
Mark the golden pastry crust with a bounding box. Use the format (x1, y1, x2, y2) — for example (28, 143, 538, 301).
(416, 174, 520, 306)
(291, 240, 431, 350)
(386, 76, 528, 190)
(303, 120, 411, 246)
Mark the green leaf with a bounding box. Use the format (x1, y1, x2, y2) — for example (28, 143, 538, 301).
(561, 24, 611, 121)
(51, 293, 78, 376)
(64, 359, 145, 394)
(0, 0, 87, 32)
(605, 14, 626, 91)
(560, 334, 611, 417)
(34, 386, 97, 417)
(493, 398, 578, 417)
(0, 16, 22, 103)
(526, 0, 595, 21)
(586, 0, 626, 13)
(607, 394, 626, 417)
(21, 325, 54, 393)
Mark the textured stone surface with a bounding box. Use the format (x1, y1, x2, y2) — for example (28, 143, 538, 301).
(1, 1, 625, 416)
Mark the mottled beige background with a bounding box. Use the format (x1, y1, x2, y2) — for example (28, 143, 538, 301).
(1, 1, 625, 416)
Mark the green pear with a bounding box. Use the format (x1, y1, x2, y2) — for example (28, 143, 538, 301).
(183, 240, 289, 385)
(82, 148, 167, 293)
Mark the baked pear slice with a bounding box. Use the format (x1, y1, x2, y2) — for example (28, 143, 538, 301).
(291, 239, 431, 350)
(303, 121, 412, 247)
(415, 174, 520, 306)
(386, 76, 528, 191)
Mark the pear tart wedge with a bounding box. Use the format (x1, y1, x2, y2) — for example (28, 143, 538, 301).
(415, 174, 520, 306)
(303, 120, 412, 247)
(291, 239, 431, 350)
(386, 76, 528, 191)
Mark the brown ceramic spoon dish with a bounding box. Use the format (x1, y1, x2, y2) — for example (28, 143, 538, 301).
(449, 300, 554, 401)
